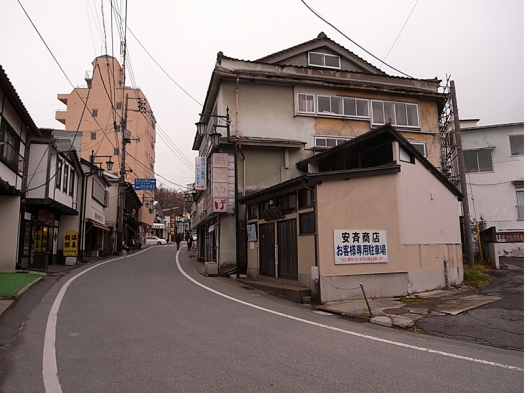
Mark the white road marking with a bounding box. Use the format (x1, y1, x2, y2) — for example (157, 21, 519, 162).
(41, 248, 522, 393)
(42, 253, 132, 393)
(175, 251, 523, 372)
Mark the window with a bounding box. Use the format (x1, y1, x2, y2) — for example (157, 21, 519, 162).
(56, 159, 62, 189)
(343, 98, 369, 117)
(116, 102, 122, 110)
(318, 96, 343, 115)
(114, 123, 121, 133)
(277, 193, 296, 215)
(510, 135, 524, 156)
(308, 52, 341, 69)
(63, 164, 68, 192)
(69, 168, 75, 196)
(114, 148, 120, 156)
(90, 132, 97, 140)
(410, 141, 427, 157)
(298, 189, 314, 209)
(297, 93, 369, 119)
(299, 212, 316, 234)
(248, 204, 258, 220)
(92, 109, 98, 117)
(517, 190, 524, 220)
(372, 100, 419, 127)
(92, 178, 106, 206)
(464, 149, 493, 173)
(298, 94, 315, 113)
(0, 118, 22, 171)
(315, 136, 350, 147)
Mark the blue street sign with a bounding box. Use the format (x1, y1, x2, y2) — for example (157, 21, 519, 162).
(134, 178, 156, 191)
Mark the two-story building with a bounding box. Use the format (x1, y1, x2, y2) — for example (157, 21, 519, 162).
(0, 65, 41, 272)
(192, 33, 463, 302)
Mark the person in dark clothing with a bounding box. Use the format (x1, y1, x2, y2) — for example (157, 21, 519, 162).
(175, 234, 182, 250)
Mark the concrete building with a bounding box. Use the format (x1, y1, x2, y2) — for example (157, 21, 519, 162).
(55, 55, 156, 245)
(460, 120, 524, 260)
(191, 33, 462, 300)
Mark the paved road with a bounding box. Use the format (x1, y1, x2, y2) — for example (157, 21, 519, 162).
(0, 246, 523, 392)
(417, 257, 524, 350)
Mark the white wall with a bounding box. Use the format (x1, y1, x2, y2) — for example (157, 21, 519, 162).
(462, 124, 524, 232)
(26, 144, 50, 199)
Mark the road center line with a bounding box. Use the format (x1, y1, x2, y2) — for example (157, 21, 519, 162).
(175, 251, 523, 372)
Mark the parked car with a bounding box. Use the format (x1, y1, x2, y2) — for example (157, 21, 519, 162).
(146, 236, 167, 245)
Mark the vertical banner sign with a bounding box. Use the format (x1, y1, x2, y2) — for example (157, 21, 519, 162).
(63, 230, 79, 257)
(212, 153, 230, 213)
(333, 230, 388, 264)
(195, 156, 207, 190)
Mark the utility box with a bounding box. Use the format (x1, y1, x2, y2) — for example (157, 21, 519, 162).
(205, 262, 218, 276)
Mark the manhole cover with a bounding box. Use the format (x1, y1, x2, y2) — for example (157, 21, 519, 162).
(383, 307, 407, 314)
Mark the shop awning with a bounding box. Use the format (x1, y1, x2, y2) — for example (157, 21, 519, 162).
(87, 219, 110, 231)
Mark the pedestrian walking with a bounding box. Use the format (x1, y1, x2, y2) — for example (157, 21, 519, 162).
(175, 234, 182, 250)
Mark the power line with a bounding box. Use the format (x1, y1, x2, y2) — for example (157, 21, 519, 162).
(382, 0, 419, 64)
(300, 0, 413, 78)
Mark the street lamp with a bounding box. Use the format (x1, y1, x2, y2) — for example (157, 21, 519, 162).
(196, 108, 240, 278)
(90, 150, 114, 177)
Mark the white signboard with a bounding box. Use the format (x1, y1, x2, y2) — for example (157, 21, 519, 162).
(333, 230, 388, 264)
(212, 153, 231, 213)
(195, 157, 207, 190)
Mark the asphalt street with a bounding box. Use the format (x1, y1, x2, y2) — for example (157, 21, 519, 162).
(0, 246, 523, 392)
(417, 257, 524, 350)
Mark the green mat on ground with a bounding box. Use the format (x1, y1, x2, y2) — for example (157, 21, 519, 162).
(0, 273, 41, 297)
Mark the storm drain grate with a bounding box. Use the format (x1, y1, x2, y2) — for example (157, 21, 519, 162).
(240, 285, 255, 290)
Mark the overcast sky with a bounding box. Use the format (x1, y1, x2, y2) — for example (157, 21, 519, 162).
(2, 0, 523, 190)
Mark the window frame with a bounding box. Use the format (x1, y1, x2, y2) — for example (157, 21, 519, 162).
(517, 189, 524, 221)
(299, 211, 316, 234)
(296, 93, 369, 120)
(371, 100, 420, 128)
(509, 135, 524, 156)
(308, 51, 341, 69)
(464, 149, 494, 173)
(297, 93, 315, 114)
(56, 159, 62, 189)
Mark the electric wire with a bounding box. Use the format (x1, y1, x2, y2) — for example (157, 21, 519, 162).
(381, 0, 419, 65)
(300, 0, 413, 78)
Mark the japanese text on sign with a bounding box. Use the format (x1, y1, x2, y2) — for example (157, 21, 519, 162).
(195, 157, 207, 190)
(333, 230, 388, 264)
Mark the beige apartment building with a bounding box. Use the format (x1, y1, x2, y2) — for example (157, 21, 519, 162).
(55, 55, 156, 246)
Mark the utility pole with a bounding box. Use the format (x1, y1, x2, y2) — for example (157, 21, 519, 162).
(451, 80, 475, 268)
(117, 94, 130, 254)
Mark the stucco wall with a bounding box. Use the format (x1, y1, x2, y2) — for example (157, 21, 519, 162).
(317, 174, 404, 277)
(396, 154, 461, 245)
(316, 168, 463, 302)
(0, 196, 21, 271)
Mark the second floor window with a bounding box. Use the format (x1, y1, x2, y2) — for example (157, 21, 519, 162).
(510, 135, 524, 156)
(464, 149, 493, 173)
(56, 159, 62, 189)
(372, 100, 419, 128)
(90, 132, 97, 140)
